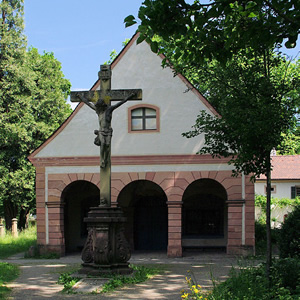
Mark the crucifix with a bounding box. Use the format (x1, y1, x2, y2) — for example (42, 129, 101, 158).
(71, 65, 142, 207)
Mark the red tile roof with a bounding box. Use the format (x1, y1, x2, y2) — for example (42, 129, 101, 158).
(258, 155, 300, 180)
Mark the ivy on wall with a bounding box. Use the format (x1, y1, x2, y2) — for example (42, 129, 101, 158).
(255, 195, 300, 211)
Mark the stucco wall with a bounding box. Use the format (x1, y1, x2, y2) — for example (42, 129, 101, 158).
(255, 180, 300, 199)
(35, 39, 213, 158)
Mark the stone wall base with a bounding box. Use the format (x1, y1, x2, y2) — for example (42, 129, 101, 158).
(168, 245, 183, 258)
(37, 244, 65, 257)
(227, 245, 255, 256)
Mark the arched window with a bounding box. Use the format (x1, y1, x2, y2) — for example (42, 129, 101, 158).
(128, 105, 160, 132)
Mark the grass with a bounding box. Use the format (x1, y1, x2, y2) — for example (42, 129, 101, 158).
(101, 264, 162, 293)
(0, 263, 20, 299)
(0, 226, 37, 259)
(0, 226, 36, 299)
(57, 270, 81, 293)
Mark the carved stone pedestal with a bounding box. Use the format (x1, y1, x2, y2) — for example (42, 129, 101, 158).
(80, 207, 132, 275)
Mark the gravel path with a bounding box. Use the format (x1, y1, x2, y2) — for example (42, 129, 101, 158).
(3, 252, 248, 299)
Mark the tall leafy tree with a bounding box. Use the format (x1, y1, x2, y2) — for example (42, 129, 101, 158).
(125, 0, 299, 61)
(126, 0, 299, 281)
(182, 50, 299, 280)
(0, 0, 71, 229)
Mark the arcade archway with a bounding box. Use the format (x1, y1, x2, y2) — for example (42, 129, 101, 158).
(117, 180, 168, 251)
(182, 178, 228, 249)
(62, 180, 99, 253)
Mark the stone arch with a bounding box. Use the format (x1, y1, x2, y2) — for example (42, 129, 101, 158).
(182, 178, 228, 250)
(117, 179, 168, 251)
(61, 180, 99, 253)
(112, 171, 188, 201)
(48, 173, 100, 202)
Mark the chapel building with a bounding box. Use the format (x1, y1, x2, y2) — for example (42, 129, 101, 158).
(29, 33, 255, 257)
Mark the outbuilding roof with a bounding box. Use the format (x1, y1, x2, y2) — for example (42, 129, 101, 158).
(258, 155, 300, 180)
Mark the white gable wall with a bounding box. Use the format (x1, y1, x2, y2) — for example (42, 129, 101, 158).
(35, 40, 212, 158)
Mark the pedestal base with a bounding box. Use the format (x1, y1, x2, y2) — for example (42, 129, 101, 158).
(80, 207, 132, 275)
(81, 262, 132, 275)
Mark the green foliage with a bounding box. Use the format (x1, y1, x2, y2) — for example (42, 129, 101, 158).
(104, 49, 117, 65)
(255, 221, 280, 255)
(0, 0, 72, 229)
(255, 195, 300, 211)
(0, 225, 36, 259)
(104, 38, 131, 65)
(101, 265, 161, 293)
(182, 258, 300, 299)
(126, 0, 299, 63)
(129, 0, 300, 285)
(277, 132, 300, 155)
(0, 262, 19, 299)
(57, 271, 80, 293)
(57, 264, 161, 294)
(272, 258, 300, 292)
(278, 205, 300, 258)
(182, 52, 299, 179)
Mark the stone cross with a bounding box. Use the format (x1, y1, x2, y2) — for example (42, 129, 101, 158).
(70, 65, 142, 207)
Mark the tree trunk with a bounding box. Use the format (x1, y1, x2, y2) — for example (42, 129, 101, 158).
(3, 201, 18, 230)
(18, 207, 29, 230)
(265, 155, 272, 285)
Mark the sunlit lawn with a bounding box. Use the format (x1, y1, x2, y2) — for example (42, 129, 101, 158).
(0, 226, 36, 259)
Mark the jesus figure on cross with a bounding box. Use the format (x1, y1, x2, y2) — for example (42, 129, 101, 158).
(76, 92, 135, 168)
(71, 64, 142, 207)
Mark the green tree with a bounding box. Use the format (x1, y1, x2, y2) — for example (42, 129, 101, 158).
(125, 0, 299, 61)
(126, 0, 300, 280)
(277, 132, 300, 155)
(0, 0, 71, 230)
(104, 38, 131, 65)
(182, 51, 299, 280)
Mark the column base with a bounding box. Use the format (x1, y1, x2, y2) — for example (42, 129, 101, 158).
(81, 262, 132, 275)
(227, 245, 255, 256)
(167, 245, 182, 257)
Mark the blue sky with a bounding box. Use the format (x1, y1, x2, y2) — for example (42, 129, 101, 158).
(24, 0, 299, 98)
(24, 0, 142, 92)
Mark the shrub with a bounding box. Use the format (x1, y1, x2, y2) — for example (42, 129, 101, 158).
(182, 258, 300, 299)
(278, 205, 300, 258)
(272, 258, 300, 292)
(255, 221, 280, 255)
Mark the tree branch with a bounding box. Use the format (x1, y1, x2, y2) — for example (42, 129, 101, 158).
(264, 0, 299, 27)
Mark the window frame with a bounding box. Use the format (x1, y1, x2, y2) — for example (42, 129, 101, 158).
(264, 185, 276, 194)
(291, 186, 300, 199)
(128, 104, 160, 133)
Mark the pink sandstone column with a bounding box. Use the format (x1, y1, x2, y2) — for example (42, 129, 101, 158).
(227, 199, 244, 255)
(167, 200, 183, 257)
(46, 201, 65, 256)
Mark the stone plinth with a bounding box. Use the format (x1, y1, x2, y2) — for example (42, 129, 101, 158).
(80, 207, 132, 275)
(0, 224, 4, 237)
(12, 218, 18, 238)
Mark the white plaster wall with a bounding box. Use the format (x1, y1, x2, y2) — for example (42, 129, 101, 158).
(255, 180, 300, 199)
(111, 41, 210, 156)
(36, 105, 99, 157)
(255, 206, 295, 228)
(36, 40, 212, 158)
